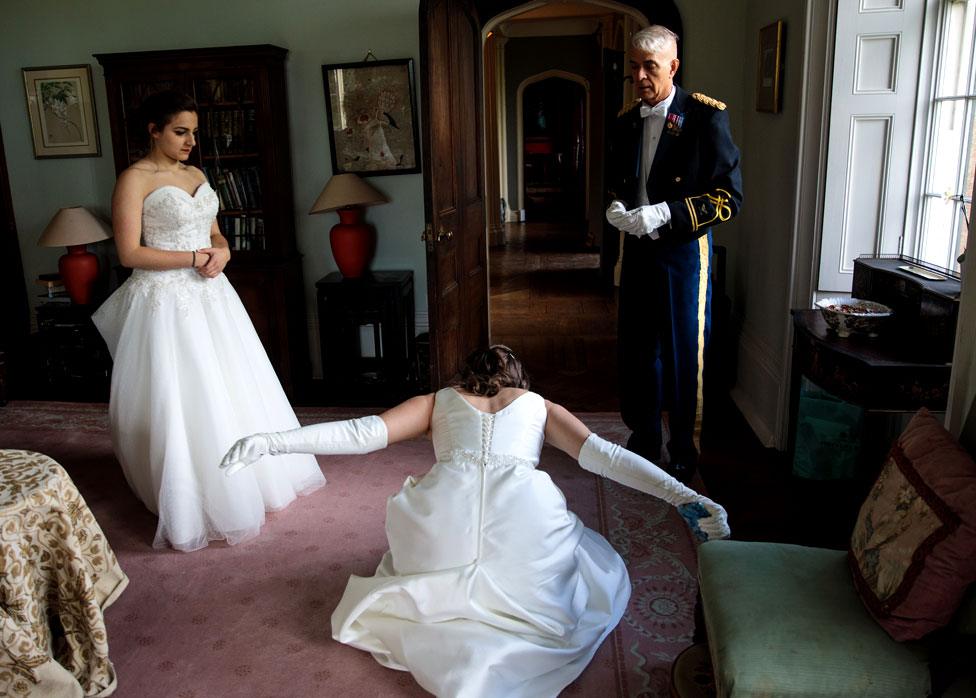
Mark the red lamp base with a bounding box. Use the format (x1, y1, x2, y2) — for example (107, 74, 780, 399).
(59, 244, 99, 304)
(330, 207, 376, 279)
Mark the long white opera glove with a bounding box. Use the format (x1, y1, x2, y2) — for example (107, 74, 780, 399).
(605, 200, 669, 240)
(578, 433, 730, 541)
(219, 415, 388, 476)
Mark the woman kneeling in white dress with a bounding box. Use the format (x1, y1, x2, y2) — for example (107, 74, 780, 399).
(221, 345, 729, 697)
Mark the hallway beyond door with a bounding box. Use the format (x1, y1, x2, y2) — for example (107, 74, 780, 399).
(489, 221, 618, 412)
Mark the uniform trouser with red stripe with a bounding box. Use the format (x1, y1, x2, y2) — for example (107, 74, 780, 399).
(617, 230, 712, 467)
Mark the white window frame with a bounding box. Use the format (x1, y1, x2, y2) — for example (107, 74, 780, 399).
(905, 0, 976, 272)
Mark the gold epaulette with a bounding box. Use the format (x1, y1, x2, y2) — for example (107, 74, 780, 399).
(690, 92, 726, 110)
(617, 98, 641, 118)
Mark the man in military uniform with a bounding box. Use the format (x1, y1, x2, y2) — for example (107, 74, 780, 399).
(606, 25, 742, 483)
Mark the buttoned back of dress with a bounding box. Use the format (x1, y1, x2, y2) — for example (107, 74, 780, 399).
(430, 387, 546, 466)
(386, 387, 582, 593)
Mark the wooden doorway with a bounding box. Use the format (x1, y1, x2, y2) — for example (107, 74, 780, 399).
(419, 0, 682, 389)
(522, 76, 587, 223)
(420, 0, 488, 388)
(0, 125, 30, 401)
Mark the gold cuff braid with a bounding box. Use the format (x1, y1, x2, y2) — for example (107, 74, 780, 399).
(684, 189, 733, 233)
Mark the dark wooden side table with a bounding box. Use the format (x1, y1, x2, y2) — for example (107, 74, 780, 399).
(790, 309, 951, 414)
(316, 271, 415, 404)
(788, 309, 952, 546)
(29, 302, 111, 401)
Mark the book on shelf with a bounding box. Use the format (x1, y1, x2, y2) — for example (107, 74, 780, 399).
(220, 215, 265, 251)
(37, 291, 71, 303)
(35, 275, 66, 299)
(202, 109, 257, 155)
(204, 165, 262, 210)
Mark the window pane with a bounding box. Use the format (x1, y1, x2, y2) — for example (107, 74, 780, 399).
(926, 99, 969, 195)
(936, 0, 976, 97)
(919, 195, 958, 269)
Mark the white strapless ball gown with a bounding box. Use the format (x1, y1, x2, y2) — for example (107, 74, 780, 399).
(92, 183, 324, 551)
(332, 387, 631, 697)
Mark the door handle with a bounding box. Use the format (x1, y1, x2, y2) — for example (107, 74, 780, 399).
(421, 223, 454, 244)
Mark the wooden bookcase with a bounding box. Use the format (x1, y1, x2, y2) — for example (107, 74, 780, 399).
(94, 45, 308, 396)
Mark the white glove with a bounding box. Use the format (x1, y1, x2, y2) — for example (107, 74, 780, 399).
(578, 433, 729, 541)
(605, 200, 668, 239)
(220, 415, 388, 476)
(605, 200, 632, 230)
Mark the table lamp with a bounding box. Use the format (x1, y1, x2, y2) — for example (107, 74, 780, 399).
(309, 173, 388, 279)
(37, 207, 112, 305)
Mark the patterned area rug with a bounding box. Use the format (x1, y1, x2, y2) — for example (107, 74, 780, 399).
(0, 401, 698, 697)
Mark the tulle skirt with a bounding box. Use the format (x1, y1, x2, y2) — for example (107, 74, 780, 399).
(93, 269, 325, 551)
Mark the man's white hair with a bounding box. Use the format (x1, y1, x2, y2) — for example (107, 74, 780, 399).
(632, 25, 679, 54)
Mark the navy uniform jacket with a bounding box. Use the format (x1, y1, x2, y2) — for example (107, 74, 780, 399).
(607, 85, 742, 248)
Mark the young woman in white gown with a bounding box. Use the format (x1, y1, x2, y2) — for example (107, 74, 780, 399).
(221, 346, 729, 697)
(93, 91, 324, 552)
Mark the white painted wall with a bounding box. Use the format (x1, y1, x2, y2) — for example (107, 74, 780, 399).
(679, 0, 812, 447)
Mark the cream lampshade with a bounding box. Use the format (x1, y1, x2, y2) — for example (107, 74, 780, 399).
(37, 207, 112, 305)
(310, 173, 388, 279)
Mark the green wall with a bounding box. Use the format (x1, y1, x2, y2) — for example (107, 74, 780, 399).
(0, 0, 427, 377)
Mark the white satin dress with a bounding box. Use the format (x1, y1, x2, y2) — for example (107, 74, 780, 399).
(332, 387, 631, 697)
(92, 182, 325, 551)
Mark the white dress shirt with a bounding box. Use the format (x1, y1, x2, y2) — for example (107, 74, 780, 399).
(636, 85, 676, 208)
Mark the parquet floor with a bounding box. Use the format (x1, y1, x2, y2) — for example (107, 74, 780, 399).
(488, 221, 618, 412)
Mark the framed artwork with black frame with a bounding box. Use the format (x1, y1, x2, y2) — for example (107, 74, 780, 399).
(321, 58, 421, 177)
(22, 64, 101, 158)
(756, 20, 784, 114)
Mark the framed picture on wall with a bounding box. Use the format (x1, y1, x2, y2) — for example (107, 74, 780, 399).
(321, 58, 421, 176)
(22, 64, 101, 158)
(756, 20, 784, 113)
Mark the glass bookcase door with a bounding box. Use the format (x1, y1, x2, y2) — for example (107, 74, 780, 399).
(194, 77, 265, 253)
(119, 80, 181, 165)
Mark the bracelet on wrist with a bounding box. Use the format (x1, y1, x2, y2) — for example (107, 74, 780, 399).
(191, 250, 197, 268)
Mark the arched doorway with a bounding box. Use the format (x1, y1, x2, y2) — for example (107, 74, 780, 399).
(519, 72, 588, 224)
(418, 0, 681, 399)
(480, 1, 653, 409)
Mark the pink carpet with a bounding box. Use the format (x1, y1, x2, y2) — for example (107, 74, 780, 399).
(0, 401, 700, 697)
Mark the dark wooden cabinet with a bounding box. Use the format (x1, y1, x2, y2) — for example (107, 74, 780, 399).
(94, 45, 308, 396)
(29, 303, 111, 402)
(787, 308, 954, 547)
(316, 271, 416, 404)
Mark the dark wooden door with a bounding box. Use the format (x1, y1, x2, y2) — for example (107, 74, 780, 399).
(0, 125, 30, 400)
(420, 0, 488, 387)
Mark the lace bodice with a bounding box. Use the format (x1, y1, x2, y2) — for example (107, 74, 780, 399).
(141, 183, 218, 250)
(430, 388, 546, 467)
(108, 181, 228, 314)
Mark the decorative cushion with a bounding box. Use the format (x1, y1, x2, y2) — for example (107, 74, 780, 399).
(849, 408, 976, 641)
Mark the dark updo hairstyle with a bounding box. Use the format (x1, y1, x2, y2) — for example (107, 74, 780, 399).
(138, 89, 198, 134)
(455, 344, 530, 397)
